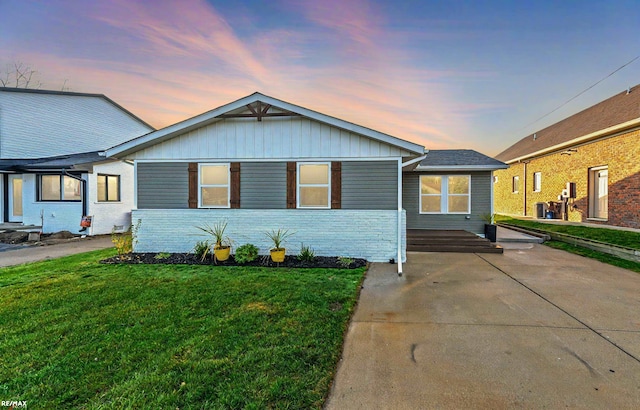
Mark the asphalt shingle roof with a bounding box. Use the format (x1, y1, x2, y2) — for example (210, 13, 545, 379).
(495, 84, 640, 162)
(417, 149, 506, 170)
(0, 151, 104, 171)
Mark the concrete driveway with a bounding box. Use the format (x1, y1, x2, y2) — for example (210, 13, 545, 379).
(326, 244, 640, 409)
(0, 235, 114, 267)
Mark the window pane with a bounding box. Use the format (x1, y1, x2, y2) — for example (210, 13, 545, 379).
(201, 187, 228, 207)
(64, 177, 81, 201)
(421, 196, 441, 212)
(41, 175, 61, 200)
(300, 164, 329, 184)
(97, 175, 107, 201)
(12, 178, 22, 216)
(201, 165, 228, 185)
(299, 187, 328, 207)
(107, 176, 119, 201)
(448, 196, 469, 213)
(448, 176, 469, 194)
(421, 176, 441, 194)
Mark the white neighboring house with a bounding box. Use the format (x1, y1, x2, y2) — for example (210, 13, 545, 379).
(0, 87, 154, 234)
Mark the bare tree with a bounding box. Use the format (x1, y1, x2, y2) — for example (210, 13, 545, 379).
(0, 62, 43, 89)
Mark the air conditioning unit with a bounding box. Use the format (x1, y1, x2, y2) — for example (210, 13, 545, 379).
(535, 202, 548, 219)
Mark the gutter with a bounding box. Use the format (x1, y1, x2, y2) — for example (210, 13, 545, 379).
(401, 153, 428, 168)
(414, 164, 508, 171)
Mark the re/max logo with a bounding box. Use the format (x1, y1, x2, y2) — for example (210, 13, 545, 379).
(1, 401, 27, 408)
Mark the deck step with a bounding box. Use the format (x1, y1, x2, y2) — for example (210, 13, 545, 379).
(406, 229, 503, 254)
(407, 244, 504, 253)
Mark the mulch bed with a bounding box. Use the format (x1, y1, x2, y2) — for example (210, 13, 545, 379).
(101, 253, 367, 269)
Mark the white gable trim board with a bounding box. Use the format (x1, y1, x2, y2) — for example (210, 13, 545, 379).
(120, 117, 418, 161)
(106, 92, 424, 158)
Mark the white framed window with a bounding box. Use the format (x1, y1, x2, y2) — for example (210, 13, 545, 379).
(38, 175, 82, 201)
(199, 163, 230, 208)
(97, 174, 120, 202)
(512, 176, 519, 193)
(419, 175, 471, 214)
(589, 166, 608, 219)
(533, 172, 541, 192)
(297, 162, 330, 208)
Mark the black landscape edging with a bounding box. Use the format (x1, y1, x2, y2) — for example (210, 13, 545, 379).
(101, 253, 367, 269)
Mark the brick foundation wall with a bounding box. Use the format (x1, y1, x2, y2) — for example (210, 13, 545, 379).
(494, 128, 640, 228)
(131, 208, 407, 262)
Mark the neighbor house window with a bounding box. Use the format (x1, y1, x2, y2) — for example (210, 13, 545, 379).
(199, 164, 230, 208)
(512, 176, 519, 193)
(38, 175, 81, 201)
(298, 163, 330, 208)
(589, 166, 608, 219)
(97, 174, 120, 202)
(420, 175, 470, 214)
(533, 172, 541, 192)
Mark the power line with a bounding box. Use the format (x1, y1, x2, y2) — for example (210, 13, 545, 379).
(518, 54, 640, 133)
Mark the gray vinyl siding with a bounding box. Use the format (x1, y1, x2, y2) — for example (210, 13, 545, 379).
(403, 171, 492, 234)
(342, 161, 398, 210)
(240, 162, 287, 209)
(137, 162, 189, 209)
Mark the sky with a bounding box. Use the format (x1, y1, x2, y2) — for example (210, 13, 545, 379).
(1, 0, 639, 156)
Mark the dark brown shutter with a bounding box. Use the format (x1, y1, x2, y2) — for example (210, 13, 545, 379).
(188, 162, 198, 208)
(331, 161, 341, 209)
(230, 162, 241, 209)
(286, 162, 297, 209)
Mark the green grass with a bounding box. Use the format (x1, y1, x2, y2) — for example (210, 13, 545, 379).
(0, 249, 366, 409)
(496, 215, 640, 250)
(545, 241, 640, 273)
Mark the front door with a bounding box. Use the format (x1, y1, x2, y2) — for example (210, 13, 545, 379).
(8, 174, 23, 222)
(589, 167, 608, 219)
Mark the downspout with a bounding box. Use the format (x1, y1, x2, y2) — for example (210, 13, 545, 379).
(522, 161, 529, 216)
(63, 170, 87, 217)
(397, 158, 403, 276)
(2, 173, 8, 222)
(397, 154, 427, 277)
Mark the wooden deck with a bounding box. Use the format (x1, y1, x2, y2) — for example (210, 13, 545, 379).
(407, 229, 503, 254)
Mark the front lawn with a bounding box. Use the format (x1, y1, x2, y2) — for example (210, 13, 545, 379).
(0, 249, 366, 409)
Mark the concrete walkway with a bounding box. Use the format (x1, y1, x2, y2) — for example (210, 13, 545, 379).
(0, 235, 114, 267)
(326, 245, 640, 409)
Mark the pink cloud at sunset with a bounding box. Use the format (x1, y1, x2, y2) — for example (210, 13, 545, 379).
(1, 0, 638, 155)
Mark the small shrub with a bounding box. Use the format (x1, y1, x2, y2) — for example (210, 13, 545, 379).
(154, 252, 171, 260)
(337, 256, 354, 268)
(111, 220, 140, 256)
(297, 243, 315, 262)
(234, 244, 259, 264)
(193, 240, 212, 262)
(112, 227, 133, 255)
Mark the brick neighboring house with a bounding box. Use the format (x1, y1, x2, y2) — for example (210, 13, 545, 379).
(494, 84, 640, 229)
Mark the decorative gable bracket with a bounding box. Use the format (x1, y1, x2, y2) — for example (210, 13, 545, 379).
(217, 101, 302, 122)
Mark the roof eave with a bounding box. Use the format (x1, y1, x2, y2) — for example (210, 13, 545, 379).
(414, 165, 508, 171)
(504, 117, 640, 164)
